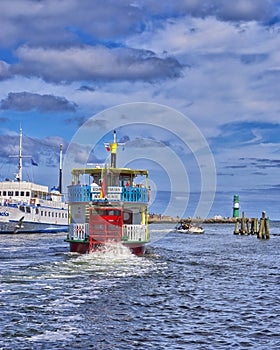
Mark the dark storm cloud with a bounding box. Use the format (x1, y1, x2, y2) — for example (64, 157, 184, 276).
(0, 92, 77, 112)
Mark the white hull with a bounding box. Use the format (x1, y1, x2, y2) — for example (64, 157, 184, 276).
(0, 202, 68, 233)
(176, 227, 204, 234)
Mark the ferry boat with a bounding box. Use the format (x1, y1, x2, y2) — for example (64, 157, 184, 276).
(65, 131, 150, 255)
(0, 128, 68, 233)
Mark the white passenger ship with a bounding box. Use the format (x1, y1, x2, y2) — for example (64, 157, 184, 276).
(0, 128, 68, 233)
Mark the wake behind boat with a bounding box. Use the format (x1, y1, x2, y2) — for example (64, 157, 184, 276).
(0, 128, 68, 233)
(175, 221, 205, 234)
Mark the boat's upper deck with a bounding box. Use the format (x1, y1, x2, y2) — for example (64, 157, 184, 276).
(68, 166, 149, 204)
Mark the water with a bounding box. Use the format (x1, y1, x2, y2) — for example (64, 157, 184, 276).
(1, 223, 280, 349)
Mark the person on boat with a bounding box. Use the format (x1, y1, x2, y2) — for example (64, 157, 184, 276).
(90, 180, 99, 190)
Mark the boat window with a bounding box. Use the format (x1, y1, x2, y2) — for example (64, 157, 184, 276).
(26, 192, 30, 197)
(41, 211, 43, 216)
(20, 191, 24, 196)
(45, 211, 47, 216)
(15, 191, 19, 196)
(36, 208, 39, 215)
(26, 207, 31, 213)
(52, 212, 54, 217)
(110, 209, 121, 216)
(0, 191, 1, 196)
(19, 206, 25, 212)
(48, 212, 51, 217)
(8, 191, 13, 196)
(3, 191, 7, 196)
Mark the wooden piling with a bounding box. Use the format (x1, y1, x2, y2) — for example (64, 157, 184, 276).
(250, 218, 258, 235)
(246, 219, 250, 235)
(264, 218, 270, 239)
(257, 211, 270, 239)
(240, 211, 246, 235)
(234, 220, 239, 235)
(233, 211, 251, 235)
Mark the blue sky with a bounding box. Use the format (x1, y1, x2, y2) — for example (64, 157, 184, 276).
(0, 0, 279, 219)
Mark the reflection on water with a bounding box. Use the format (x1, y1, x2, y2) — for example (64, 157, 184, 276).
(0, 223, 280, 349)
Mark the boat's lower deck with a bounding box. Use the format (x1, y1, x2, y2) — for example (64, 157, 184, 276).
(65, 239, 148, 256)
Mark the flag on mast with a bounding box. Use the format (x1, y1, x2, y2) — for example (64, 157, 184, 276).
(31, 158, 38, 166)
(104, 143, 110, 152)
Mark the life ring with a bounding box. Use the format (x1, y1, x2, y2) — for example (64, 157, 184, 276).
(30, 198, 36, 205)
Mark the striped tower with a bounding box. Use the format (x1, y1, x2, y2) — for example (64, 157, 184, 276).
(233, 194, 240, 218)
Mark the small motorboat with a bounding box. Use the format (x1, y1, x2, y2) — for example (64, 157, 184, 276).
(175, 222, 204, 234)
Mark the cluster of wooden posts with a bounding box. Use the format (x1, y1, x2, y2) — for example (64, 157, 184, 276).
(234, 211, 270, 239)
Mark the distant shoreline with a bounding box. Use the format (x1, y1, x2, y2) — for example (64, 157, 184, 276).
(148, 214, 237, 224)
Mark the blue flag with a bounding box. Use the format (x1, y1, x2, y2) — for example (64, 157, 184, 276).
(31, 158, 38, 166)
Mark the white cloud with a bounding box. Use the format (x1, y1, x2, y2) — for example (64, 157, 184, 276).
(12, 45, 183, 83)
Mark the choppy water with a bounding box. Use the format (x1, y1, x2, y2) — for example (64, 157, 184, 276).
(1, 222, 280, 349)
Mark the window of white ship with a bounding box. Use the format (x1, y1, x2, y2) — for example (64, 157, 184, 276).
(20, 191, 24, 196)
(26, 192, 30, 196)
(8, 191, 13, 196)
(3, 191, 7, 196)
(15, 191, 19, 196)
(26, 207, 31, 213)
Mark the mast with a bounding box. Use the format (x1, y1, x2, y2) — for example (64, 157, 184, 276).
(110, 130, 118, 168)
(9, 128, 32, 182)
(58, 144, 62, 193)
(17, 127, 23, 182)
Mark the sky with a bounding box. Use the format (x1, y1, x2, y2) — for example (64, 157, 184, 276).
(0, 0, 279, 219)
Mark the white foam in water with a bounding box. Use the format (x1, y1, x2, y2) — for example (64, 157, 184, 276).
(62, 241, 157, 277)
(91, 241, 134, 258)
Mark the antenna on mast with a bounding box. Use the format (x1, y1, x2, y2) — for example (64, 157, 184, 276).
(9, 127, 31, 182)
(58, 144, 63, 193)
(18, 127, 23, 181)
